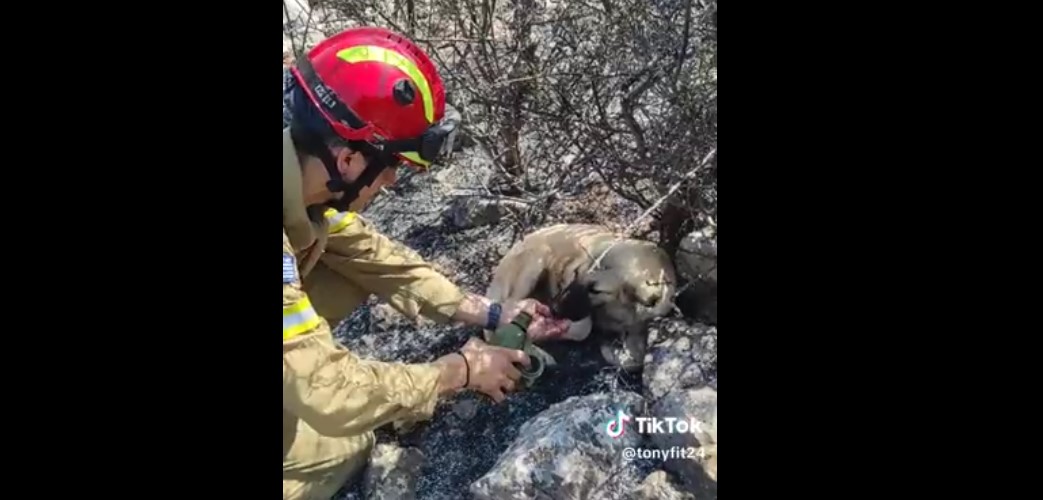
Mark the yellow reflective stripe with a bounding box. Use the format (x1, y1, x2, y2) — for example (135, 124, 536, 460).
(323, 208, 357, 233)
(336, 46, 435, 124)
(284, 295, 322, 340)
(400, 151, 431, 168)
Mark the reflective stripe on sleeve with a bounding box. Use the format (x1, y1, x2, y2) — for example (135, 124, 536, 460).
(323, 208, 357, 234)
(284, 295, 322, 340)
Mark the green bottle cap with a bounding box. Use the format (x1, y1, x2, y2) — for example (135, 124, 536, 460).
(512, 311, 533, 331)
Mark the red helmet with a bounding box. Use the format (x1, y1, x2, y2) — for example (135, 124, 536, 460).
(290, 27, 459, 170)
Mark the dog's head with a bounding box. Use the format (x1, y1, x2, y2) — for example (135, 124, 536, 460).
(580, 240, 676, 333)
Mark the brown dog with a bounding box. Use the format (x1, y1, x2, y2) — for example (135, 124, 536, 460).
(486, 224, 676, 369)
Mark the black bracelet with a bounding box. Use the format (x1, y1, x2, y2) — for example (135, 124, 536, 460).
(456, 351, 470, 388)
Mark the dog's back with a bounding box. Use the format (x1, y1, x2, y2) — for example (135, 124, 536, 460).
(486, 223, 617, 305)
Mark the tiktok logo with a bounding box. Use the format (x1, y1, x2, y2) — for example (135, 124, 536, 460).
(605, 409, 632, 439)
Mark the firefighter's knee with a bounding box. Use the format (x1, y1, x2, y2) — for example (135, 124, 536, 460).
(283, 428, 375, 500)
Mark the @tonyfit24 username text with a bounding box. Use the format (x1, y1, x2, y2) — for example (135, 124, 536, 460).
(622, 446, 703, 461)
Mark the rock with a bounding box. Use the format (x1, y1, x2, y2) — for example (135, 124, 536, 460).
(369, 303, 406, 330)
(649, 387, 716, 496)
(362, 443, 426, 500)
(676, 282, 717, 326)
(644, 319, 717, 395)
(629, 470, 695, 500)
(642, 319, 717, 496)
(430, 164, 460, 186)
(453, 129, 477, 151)
(677, 226, 717, 277)
(444, 196, 530, 230)
(676, 228, 717, 325)
(452, 398, 478, 420)
(470, 391, 649, 500)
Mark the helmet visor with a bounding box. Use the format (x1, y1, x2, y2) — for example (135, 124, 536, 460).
(386, 104, 462, 171)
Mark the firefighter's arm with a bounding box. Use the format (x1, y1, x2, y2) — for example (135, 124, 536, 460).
(320, 211, 467, 324)
(282, 242, 463, 437)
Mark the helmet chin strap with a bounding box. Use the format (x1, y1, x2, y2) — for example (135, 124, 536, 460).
(323, 155, 387, 213)
(290, 123, 389, 213)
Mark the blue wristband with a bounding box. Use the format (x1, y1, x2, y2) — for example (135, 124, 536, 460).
(486, 302, 502, 330)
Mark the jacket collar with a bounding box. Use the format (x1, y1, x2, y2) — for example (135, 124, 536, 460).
(283, 128, 318, 253)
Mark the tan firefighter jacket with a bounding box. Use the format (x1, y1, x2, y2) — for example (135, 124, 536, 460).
(282, 127, 465, 441)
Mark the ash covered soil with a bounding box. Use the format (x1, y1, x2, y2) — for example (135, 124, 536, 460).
(327, 150, 716, 499)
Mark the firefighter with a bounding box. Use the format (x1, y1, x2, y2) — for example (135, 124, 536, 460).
(281, 27, 570, 500)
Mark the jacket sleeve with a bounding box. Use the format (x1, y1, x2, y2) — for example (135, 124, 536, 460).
(282, 234, 443, 437)
(319, 211, 466, 324)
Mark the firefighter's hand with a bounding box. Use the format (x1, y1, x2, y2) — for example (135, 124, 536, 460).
(501, 299, 571, 343)
(458, 337, 529, 403)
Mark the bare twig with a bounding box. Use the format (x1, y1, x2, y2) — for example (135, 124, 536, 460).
(304, 0, 717, 276)
(589, 147, 717, 271)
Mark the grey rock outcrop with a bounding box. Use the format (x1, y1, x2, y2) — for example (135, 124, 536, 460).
(676, 228, 717, 325)
(362, 443, 426, 500)
(444, 196, 531, 230)
(677, 227, 717, 283)
(649, 387, 716, 497)
(470, 391, 649, 500)
(643, 319, 717, 497)
(644, 319, 717, 394)
(629, 470, 696, 500)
